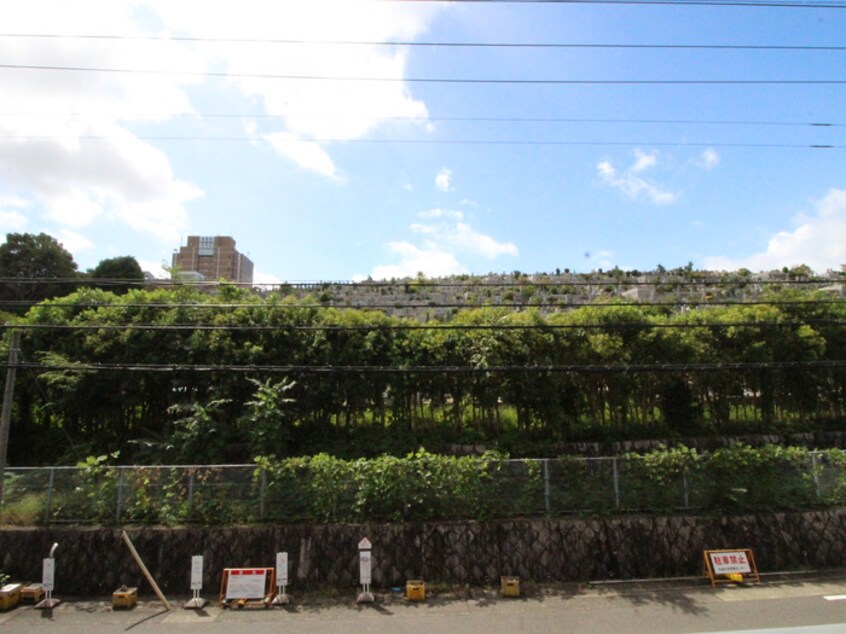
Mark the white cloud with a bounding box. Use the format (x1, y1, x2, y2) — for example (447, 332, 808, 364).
(0, 210, 28, 231)
(704, 188, 846, 273)
(436, 168, 454, 192)
(150, 0, 438, 177)
(0, 198, 29, 231)
(367, 208, 517, 279)
(136, 258, 169, 279)
(54, 228, 94, 254)
(0, 2, 205, 246)
(263, 133, 343, 181)
(695, 148, 720, 170)
(253, 268, 284, 285)
(597, 150, 677, 205)
(0, 0, 442, 262)
(372, 242, 465, 280)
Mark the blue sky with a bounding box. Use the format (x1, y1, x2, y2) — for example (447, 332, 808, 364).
(1, 0, 845, 283)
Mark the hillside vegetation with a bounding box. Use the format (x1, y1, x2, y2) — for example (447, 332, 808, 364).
(4, 281, 844, 464)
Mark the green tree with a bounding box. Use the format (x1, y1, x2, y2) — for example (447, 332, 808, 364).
(0, 232, 79, 309)
(88, 256, 145, 294)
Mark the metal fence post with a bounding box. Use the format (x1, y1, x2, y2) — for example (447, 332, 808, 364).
(612, 457, 621, 509)
(44, 466, 55, 524)
(682, 469, 690, 509)
(116, 467, 125, 523)
(811, 453, 822, 501)
(260, 468, 267, 521)
(543, 459, 551, 515)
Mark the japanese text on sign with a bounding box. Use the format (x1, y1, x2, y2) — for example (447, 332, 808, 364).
(225, 569, 268, 600)
(709, 551, 751, 575)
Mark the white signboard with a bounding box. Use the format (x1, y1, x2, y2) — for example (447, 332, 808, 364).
(190, 556, 204, 591)
(709, 551, 752, 575)
(359, 550, 372, 585)
(276, 552, 288, 586)
(225, 569, 268, 600)
(42, 558, 55, 592)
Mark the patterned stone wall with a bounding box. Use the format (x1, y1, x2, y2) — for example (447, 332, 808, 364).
(2, 510, 846, 596)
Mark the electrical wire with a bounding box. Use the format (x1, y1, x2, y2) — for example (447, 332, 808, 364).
(4, 320, 845, 332)
(14, 360, 846, 374)
(3, 63, 846, 85)
(1, 112, 841, 128)
(3, 33, 846, 51)
(0, 276, 841, 287)
(0, 134, 840, 149)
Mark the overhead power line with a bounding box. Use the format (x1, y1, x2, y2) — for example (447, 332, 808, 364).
(0, 134, 840, 149)
(3, 63, 846, 85)
(2, 33, 846, 51)
(16, 360, 846, 375)
(0, 276, 843, 287)
(377, 0, 846, 7)
(1, 299, 843, 311)
(6, 320, 846, 332)
(0, 112, 842, 128)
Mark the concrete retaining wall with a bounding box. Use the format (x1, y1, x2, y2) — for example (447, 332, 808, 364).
(2, 510, 845, 596)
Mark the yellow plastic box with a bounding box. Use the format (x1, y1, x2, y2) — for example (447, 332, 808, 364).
(406, 580, 426, 601)
(112, 586, 138, 609)
(0, 583, 22, 611)
(501, 576, 520, 597)
(21, 583, 45, 603)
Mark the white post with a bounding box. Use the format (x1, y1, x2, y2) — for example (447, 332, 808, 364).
(272, 551, 291, 605)
(183, 555, 207, 609)
(356, 537, 374, 603)
(35, 542, 60, 609)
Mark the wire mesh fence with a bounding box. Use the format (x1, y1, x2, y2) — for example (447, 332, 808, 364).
(2, 452, 844, 526)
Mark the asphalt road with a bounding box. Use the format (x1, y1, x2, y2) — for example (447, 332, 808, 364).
(2, 573, 846, 633)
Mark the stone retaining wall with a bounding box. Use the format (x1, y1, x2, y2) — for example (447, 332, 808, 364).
(2, 510, 846, 596)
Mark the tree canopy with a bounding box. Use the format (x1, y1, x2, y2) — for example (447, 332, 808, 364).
(89, 256, 145, 294)
(0, 232, 78, 309)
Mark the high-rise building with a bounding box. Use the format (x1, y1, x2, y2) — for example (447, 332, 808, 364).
(172, 236, 254, 284)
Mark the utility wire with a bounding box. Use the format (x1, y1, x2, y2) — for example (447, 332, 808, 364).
(0, 134, 840, 149)
(0, 277, 842, 287)
(3, 63, 846, 85)
(3, 33, 846, 51)
(5, 320, 846, 332)
(1, 299, 843, 310)
(378, 0, 846, 7)
(1, 112, 842, 128)
(16, 360, 846, 374)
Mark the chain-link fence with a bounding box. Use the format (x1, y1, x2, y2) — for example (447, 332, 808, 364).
(2, 453, 844, 526)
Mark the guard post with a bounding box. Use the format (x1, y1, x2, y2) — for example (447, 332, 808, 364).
(272, 551, 290, 606)
(35, 542, 60, 609)
(356, 537, 374, 604)
(184, 555, 208, 609)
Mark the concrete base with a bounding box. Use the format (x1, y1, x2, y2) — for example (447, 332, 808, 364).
(34, 598, 62, 610)
(272, 593, 291, 606)
(356, 592, 375, 604)
(183, 597, 208, 610)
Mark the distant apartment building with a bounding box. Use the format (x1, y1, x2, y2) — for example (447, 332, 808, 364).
(172, 236, 254, 284)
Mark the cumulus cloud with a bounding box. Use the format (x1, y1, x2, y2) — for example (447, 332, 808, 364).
(263, 132, 343, 181)
(435, 168, 454, 192)
(371, 242, 465, 280)
(704, 188, 846, 273)
(55, 228, 94, 254)
(695, 148, 720, 170)
(0, 1, 206, 249)
(597, 150, 677, 205)
(152, 0, 436, 173)
(367, 209, 518, 279)
(0, 0, 441, 265)
(0, 198, 30, 231)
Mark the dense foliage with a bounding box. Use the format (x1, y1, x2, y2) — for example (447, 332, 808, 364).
(1, 445, 844, 525)
(4, 285, 846, 463)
